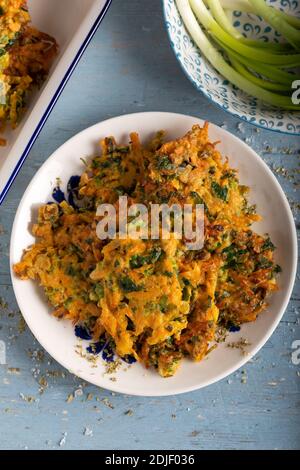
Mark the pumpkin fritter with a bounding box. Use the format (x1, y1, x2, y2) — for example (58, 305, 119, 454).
(0, 1, 57, 143)
(14, 124, 280, 377)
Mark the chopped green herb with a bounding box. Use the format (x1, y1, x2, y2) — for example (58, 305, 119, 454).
(256, 256, 273, 270)
(118, 276, 142, 293)
(190, 191, 204, 205)
(129, 247, 163, 269)
(274, 264, 282, 273)
(115, 186, 126, 196)
(94, 284, 104, 300)
(129, 255, 146, 269)
(91, 159, 101, 169)
(261, 237, 275, 251)
(116, 146, 129, 154)
(156, 155, 175, 171)
(205, 296, 212, 309)
(100, 156, 122, 168)
(126, 316, 135, 331)
(190, 191, 214, 221)
(223, 245, 248, 269)
(244, 204, 257, 215)
(65, 265, 77, 277)
(182, 286, 190, 301)
(106, 138, 115, 153)
(159, 295, 169, 313)
(211, 181, 228, 201)
(163, 271, 173, 278)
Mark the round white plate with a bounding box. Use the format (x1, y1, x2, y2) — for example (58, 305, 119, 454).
(10, 112, 297, 396)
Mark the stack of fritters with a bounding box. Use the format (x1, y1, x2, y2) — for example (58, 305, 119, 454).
(14, 124, 279, 376)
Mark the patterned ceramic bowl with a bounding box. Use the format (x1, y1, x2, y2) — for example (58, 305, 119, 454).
(162, 0, 300, 134)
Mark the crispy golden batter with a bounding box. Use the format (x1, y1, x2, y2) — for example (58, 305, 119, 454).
(14, 125, 280, 377)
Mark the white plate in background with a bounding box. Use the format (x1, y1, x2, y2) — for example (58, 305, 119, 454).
(0, 0, 112, 204)
(10, 112, 297, 396)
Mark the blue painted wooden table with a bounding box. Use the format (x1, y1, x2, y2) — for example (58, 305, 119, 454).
(0, 0, 299, 450)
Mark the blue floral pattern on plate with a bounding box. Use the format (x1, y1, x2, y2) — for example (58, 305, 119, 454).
(162, 0, 300, 134)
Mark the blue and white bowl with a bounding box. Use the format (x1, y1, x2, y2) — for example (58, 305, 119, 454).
(162, 0, 300, 134)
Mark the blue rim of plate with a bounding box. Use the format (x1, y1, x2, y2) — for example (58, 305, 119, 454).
(0, 0, 112, 206)
(161, 0, 300, 137)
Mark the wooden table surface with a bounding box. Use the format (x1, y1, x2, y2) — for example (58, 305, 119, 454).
(0, 0, 299, 450)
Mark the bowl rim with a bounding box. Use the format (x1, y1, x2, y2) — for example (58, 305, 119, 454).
(161, 0, 300, 137)
(10, 111, 298, 396)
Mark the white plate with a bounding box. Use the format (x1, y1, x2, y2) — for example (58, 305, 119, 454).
(0, 0, 111, 204)
(10, 112, 297, 396)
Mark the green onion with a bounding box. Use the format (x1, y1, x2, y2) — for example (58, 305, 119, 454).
(206, 0, 242, 38)
(205, 0, 291, 52)
(175, 0, 300, 110)
(214, 36, 297, 85)
(190, 0, 300, 65)
(219, 0, 300, 30)
(229, 55, 291, 92)
(249, 0, 300, 49)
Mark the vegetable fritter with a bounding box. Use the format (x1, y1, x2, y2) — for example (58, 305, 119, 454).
(14, 124, 280, 377)
(0, 0, 57, 144)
